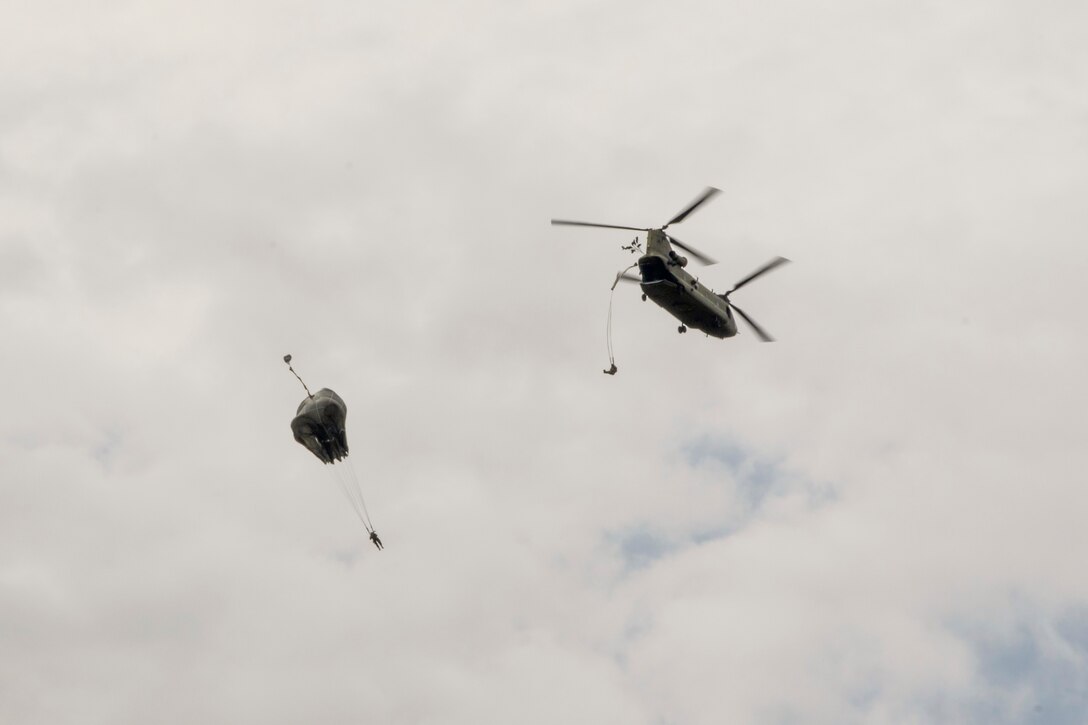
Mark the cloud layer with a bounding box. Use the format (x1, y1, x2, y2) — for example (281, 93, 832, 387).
(3, 1, 1087, 723)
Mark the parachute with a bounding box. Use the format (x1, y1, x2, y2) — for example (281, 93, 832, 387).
(291, 388, 349, 464)
(284, 355, 377, 538)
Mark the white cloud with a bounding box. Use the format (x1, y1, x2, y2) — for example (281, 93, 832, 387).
(2, 0, 1087, 723)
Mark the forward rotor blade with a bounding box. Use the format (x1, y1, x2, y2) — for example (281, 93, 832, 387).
(666, 234, 718, 266)
(664, 187, 720, 227)
(729, 256, 790, 293)
(728, 301, 774, 342)
(551, 220, 647, 232)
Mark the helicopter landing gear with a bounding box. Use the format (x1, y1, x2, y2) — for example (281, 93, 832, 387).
(678, 325, 687, 334)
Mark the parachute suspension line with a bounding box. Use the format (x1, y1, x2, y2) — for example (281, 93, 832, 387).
(343, 457, 374, 532)
(330, 463, 373, 534)
(283, 354, 314, 399)
(312, 403, 373, 535)
(330, 466, 361, 521)
(338, 460, 370, 530)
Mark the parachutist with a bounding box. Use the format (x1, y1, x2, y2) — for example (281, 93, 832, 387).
(370, 531, 384, 550)
(603, 363, 618, 375)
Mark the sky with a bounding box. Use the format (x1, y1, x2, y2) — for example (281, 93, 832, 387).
(2, 0, 1088, 723)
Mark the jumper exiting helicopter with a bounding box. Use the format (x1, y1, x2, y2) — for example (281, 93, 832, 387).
(552, 187, 789, 342)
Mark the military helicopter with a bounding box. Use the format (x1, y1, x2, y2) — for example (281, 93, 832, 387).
(552, 187, 789, 342)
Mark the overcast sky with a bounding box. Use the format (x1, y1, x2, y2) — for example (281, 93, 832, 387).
(3, 1, 1088, 723)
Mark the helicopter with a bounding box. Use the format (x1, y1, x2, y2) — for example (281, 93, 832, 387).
(551, 187, 789, 342)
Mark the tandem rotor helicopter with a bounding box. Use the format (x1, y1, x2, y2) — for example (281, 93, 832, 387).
(551, 187, 790, 373)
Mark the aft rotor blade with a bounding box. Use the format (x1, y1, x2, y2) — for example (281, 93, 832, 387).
(729, 256, 790, 293)
(611, 271, 642, 290)
(728, 301, 774, 342)
(666, 234, 718, 266)
(551, 220, 647, 232)
(664, 187, 720, 227)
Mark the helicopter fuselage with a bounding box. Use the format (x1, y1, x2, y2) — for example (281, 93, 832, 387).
(638, 230, 737, 338)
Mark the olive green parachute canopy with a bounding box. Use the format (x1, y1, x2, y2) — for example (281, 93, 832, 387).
(291, 388, 349, 464)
